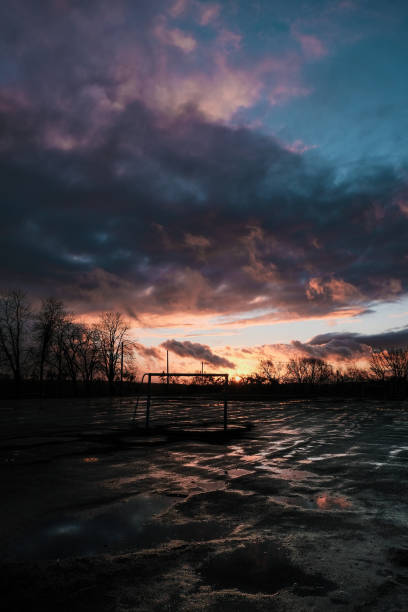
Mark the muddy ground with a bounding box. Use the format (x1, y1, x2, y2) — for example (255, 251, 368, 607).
(1, 396, 408, 611)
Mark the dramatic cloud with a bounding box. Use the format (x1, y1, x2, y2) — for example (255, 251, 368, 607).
(1, 0, 408, 361)
(290, 337, 370, 362)
(2, 82, 408, 328)
(1, 90, 407, 327)
(133, 343, 162, 360)
(156, 326, 408, 375)
(219, 336, 371, 372)
(310, 328, 408, 351)
(131, 327, 406, 376)
(162, 340, 235, 369)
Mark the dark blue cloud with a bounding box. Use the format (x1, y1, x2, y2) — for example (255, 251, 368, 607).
(1, 0, 408, 328)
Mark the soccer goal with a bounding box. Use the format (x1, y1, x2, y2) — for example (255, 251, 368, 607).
(132, 372, 229, 430)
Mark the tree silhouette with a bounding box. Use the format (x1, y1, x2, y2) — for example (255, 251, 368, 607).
(370, 349, 408, 382)
(258, 358, 283, 383)
(285, 357, 332, 385)
(33, 297, 67, 395)
(0, 289, 32, 394)
(95, 312, 129, 394)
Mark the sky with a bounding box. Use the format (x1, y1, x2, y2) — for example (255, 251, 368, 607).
(1, 0, 408, 375)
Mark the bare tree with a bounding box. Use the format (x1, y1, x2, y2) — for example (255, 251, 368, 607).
(343, 365, 369, 383)
(33, 297, 66, 393)
(95, 312, 129, 393)
(384, 349, 408, 381)
(369, 351, 388, 381)
(258, 358, 283, 383)
(370, 349, 408, 382)
(61, 321, 84, 390)
(240, 373, 265, 385)
(45, 311, 79, 389)
(285, 357, 332, 385)
(75, 324, 102, 391)
(0, 289, 32, 394)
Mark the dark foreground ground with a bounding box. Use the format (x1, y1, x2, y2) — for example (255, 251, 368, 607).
(1, 397, 408, 611)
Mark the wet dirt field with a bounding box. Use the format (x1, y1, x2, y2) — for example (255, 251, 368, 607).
(1, 396, 408, 611)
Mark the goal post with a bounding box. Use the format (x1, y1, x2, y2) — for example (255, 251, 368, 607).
(139, 372, 229, 430)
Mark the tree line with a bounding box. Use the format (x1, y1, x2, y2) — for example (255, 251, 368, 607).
(2, 288, 408, 399)
(0, 289, 137, 396)
(247, 352, 408, 388)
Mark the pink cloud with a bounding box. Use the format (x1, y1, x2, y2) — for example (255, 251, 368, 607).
(219, 306, 367, 329)
(269, 84, 311, 106)
(110, 41, 270, 121)
(216, 29, 242, 52)
(370, 278, 402, 299)
(285, 139, 318, 154)
(154, 18, 197, 53)
(146, 54, 263, 120)
(306, 277, 362, 304)
(198, 3, 220, 26)
(130, 334, 373, 378)
(293, 31, 327, 59)
(184, 233, 211, 248)
(394, 188, 408, 216)
(169, 0, 189, 18)
(162, 339, 235, 368)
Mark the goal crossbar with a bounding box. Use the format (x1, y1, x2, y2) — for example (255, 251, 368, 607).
(139, 372, 229, 429)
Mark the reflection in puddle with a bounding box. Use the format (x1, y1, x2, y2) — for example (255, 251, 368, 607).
(241, 455, 262, 462)
(171, 475, 224, 493)
(316, 493, 352, 510)
(227, 468, 253, 479)
(306, 453, 350, 462)
(184, 459, 224, 475)
(5, 397, 408, 574)
(260, 466, 315, 481)
(389, 446, 408, 457)
(14, 494, 174, 561)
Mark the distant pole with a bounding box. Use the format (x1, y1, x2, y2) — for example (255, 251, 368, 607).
(201, 361, 204, 384)
(224, 374, 228, 431)
(146, 374, 151, 428)
(120, 341, 124, 395)
(167, 350, 169, 388)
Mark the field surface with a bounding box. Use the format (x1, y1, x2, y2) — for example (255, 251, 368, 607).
(1, 397, 408, 611)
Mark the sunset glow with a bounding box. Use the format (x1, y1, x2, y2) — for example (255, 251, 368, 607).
(3, 5, 408, 608)
(1, 0, 408, 376)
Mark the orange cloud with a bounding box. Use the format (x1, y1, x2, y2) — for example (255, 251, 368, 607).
(131, 332, 373, 379)
(219, 306, 367, 329)
(306, 277, 362, 303)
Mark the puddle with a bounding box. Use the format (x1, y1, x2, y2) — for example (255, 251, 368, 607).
(200, 541, 337, 595)
(316, 493, 352, 510)
(12, 494, 174, 561)
(240, 454, 262, 462)
(259, 466, 315, 480)
(227, 468, 253, 479)
(10, 494, 232, 562)
(389, 547, 408, 567)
